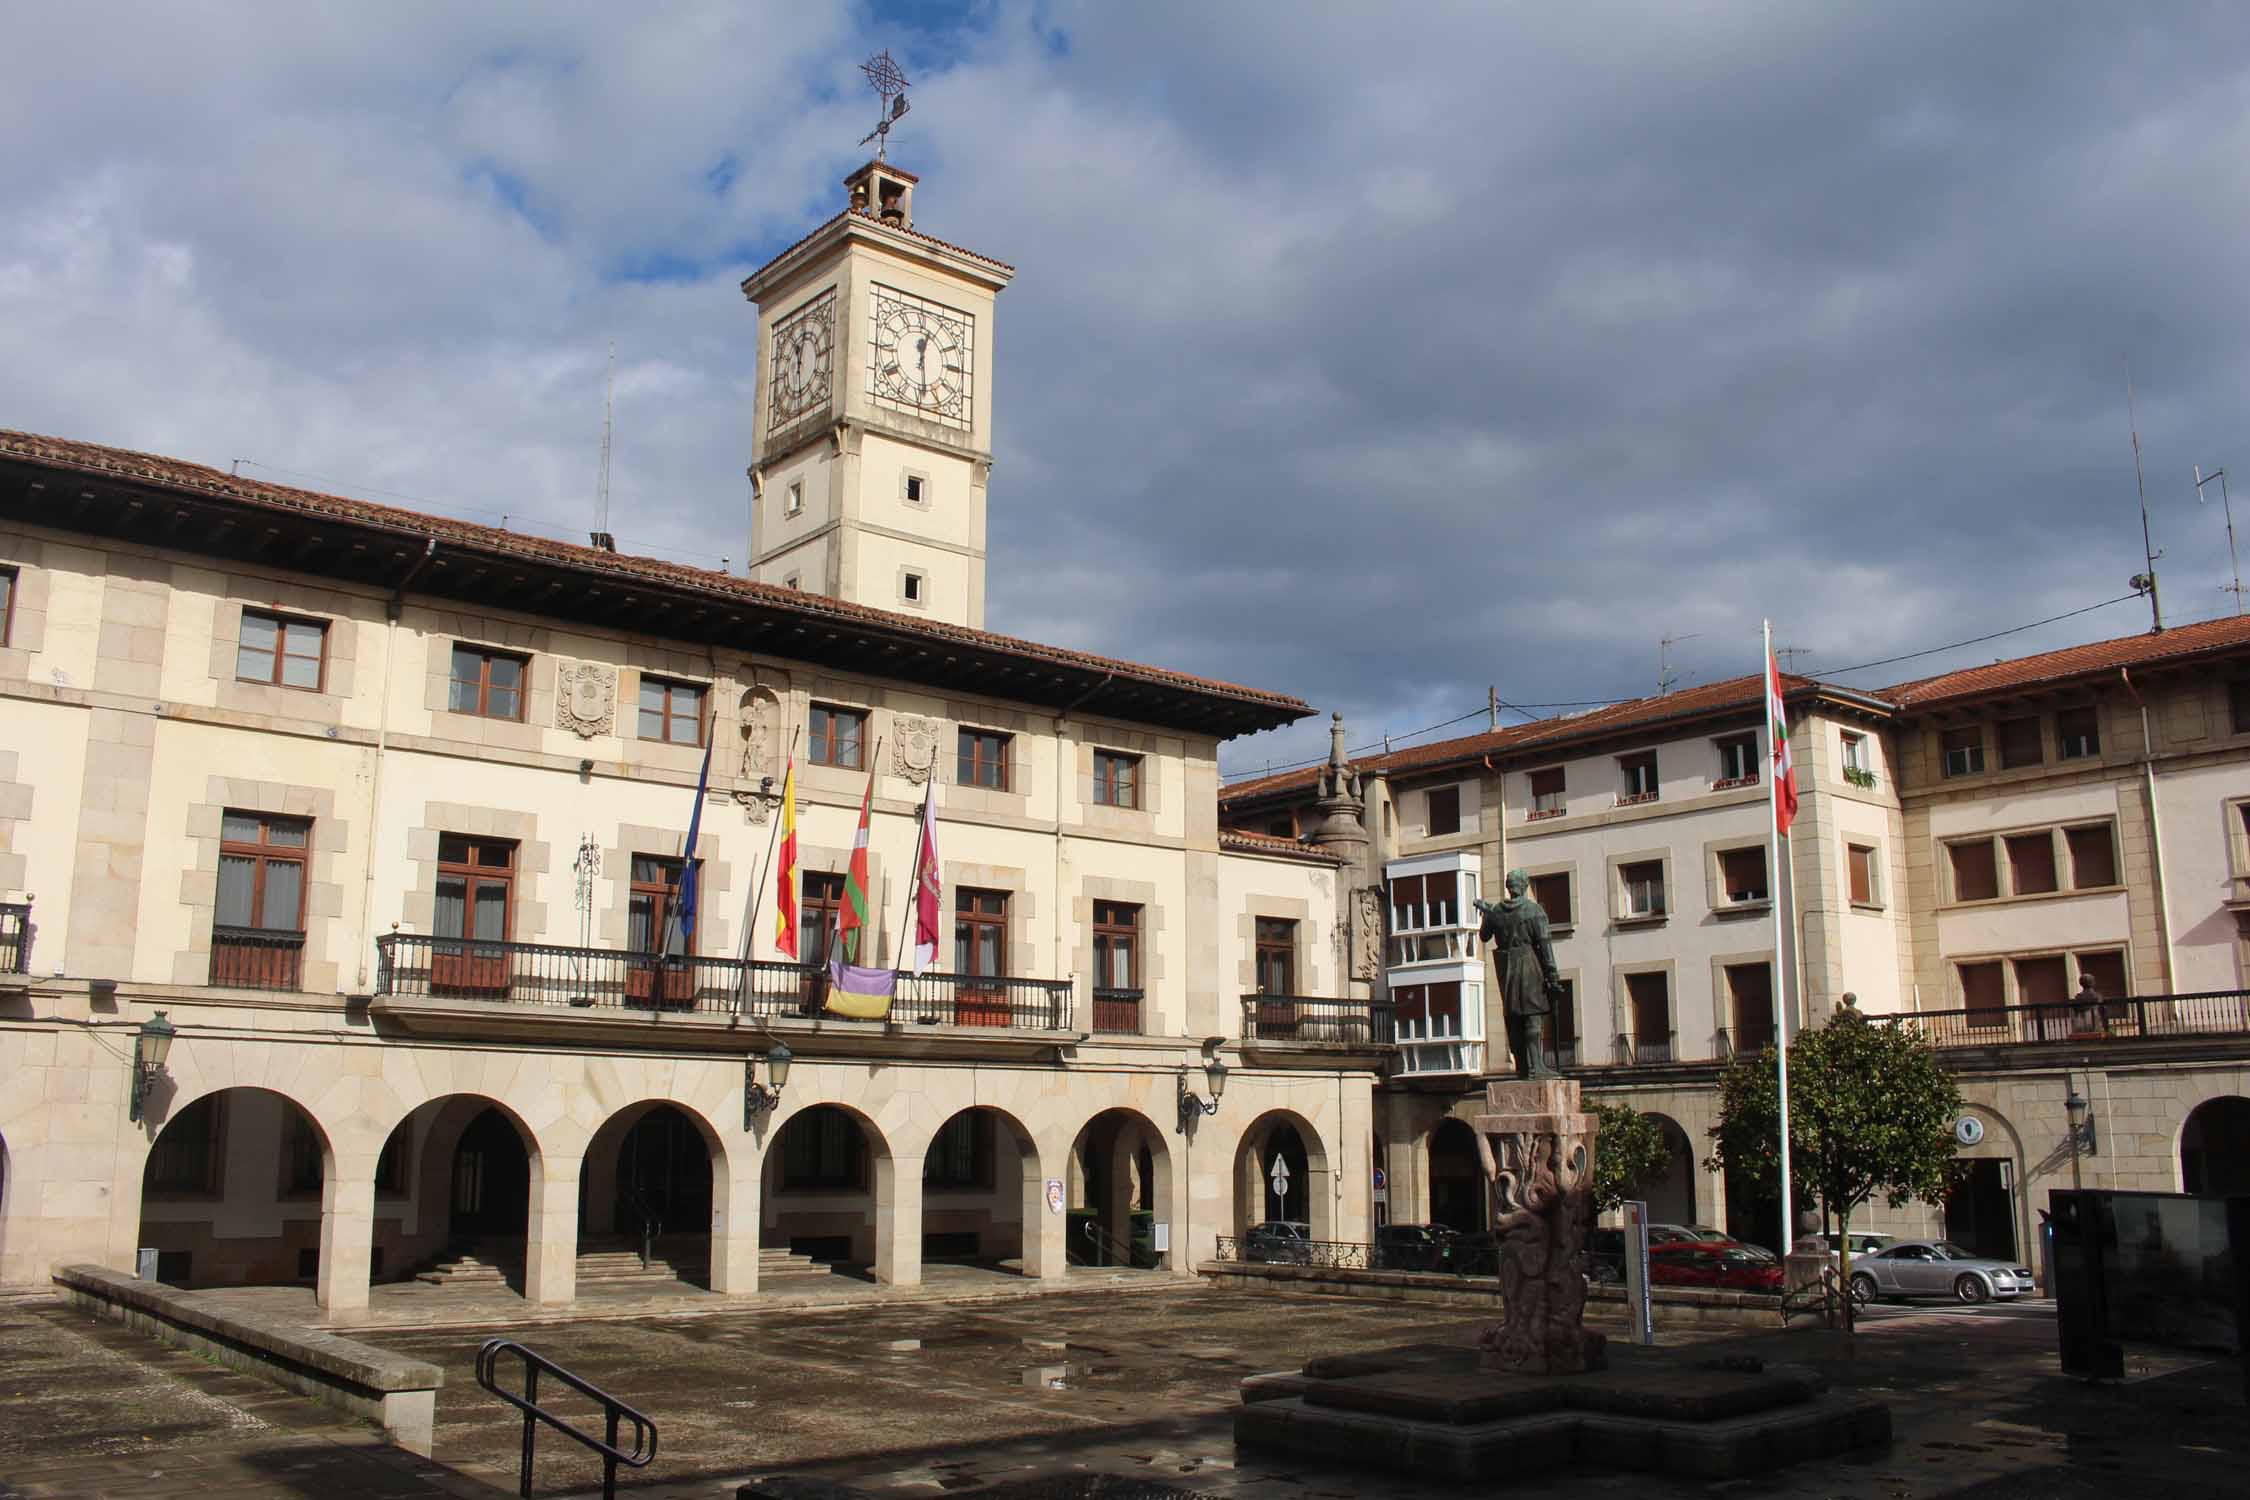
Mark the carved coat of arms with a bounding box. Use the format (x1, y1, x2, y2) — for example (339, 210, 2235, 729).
(556, 663, 616, 738)
(892, 715, 939, 785)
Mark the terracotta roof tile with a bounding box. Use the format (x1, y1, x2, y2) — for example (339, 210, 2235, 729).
(0, 429, 1307, 722)
(1218, 827, 1346, 862)
(1880, 614, 2250, 707)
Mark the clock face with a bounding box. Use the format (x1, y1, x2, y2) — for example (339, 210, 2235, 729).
(869, 285, 973, 428)
(768, 288, 836, 432)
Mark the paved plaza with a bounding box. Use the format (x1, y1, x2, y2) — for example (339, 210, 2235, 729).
(0, 1286, 2242, 1499)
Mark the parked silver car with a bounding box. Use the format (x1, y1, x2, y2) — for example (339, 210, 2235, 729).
(1846, 1239, 2035, 1304)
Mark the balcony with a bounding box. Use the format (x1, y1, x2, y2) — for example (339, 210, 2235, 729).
(1716, 1024, 1776, 1058)
(1091, 986, 1143, 1035)
(372, 932, 1076, 1048)
(1903, 991, 2250, 1051)
(208, 926, 304, 991)
(1619, 1030, 1675, 1065)
(0, 900, 27, 974)
(1239, 993, 1396, 1050)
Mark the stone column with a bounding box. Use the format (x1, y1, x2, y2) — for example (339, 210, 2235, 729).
(317, 1157, 377, 1317)
(874, 1154, 923, 1287)
(523, 1156, 581, 1307)
(709, 1142, 762, 1296)
(1021, 1149, 1068, 1280)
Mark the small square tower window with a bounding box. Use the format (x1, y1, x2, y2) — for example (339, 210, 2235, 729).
(901, 570, 926, 606)
(784, 480, 804, 516)
(902, 472, 929, 507)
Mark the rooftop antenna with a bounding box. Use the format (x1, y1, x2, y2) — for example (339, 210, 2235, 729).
(1657, 632, 1701, 695)
(858, 50, 911, 161)
(2126, 368, 2163, 631)
(2195, 466, 2244, 615)
(1775, 646, 1814, 672)
(591, 341, 616, 552)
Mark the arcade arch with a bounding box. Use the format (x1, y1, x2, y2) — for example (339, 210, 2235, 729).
(1068, 1108, 1170, 1268)
(1232, 1109, 1331, 1240)
(136, 1086, 330, 1289)
(763, 1103, 891, 1271)
(2181, 1096, 2250, 1197)
(920, 1105, 1043, 1272)
(1426, 1117, 1486, 1233)
(580, 1101, 725, 1288)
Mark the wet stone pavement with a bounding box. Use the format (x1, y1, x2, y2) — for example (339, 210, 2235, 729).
(2, 1286, 2242, 1498)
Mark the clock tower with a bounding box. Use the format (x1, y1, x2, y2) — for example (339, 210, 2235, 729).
(742, 161, 1014, 629)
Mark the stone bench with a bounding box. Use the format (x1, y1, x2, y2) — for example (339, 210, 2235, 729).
(53, 1263, 444, 1454)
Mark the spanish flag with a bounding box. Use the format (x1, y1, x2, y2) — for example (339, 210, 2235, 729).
(772, 757, 799, 958)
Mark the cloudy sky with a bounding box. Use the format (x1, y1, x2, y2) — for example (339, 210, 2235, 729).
(7, 2, 2250, 778)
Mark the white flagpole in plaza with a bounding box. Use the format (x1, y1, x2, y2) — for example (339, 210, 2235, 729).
(1764, 619, 1796, 1258)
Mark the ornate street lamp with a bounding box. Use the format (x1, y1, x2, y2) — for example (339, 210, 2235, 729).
(744, 1041, 792, 1127)
(128, 1010, 176, 1123)
(1177, 1054, 1227, 1132)
(2063, 1076, 2088, 1192)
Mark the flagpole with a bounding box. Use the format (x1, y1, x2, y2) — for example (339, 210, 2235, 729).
(892, 779, 930, 973)
(733, 726, 799, 1014)
(1766, 618, 1796, 1259)
(658, 705, 718, 964)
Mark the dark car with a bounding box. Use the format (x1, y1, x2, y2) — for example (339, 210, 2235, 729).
(1448, 1229, 1502, 1277)
(1373, 1222, 1452, 1272)
(1242, 1220, 1312, 1265)
(1647, 1241, 1784, 1293)
(1585, 1226, 1625, 1284)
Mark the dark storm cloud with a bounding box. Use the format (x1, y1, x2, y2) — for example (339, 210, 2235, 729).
(5, 3, 2248, 778)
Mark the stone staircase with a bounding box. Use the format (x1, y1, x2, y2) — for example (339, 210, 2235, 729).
(410, 1238, 863, 1291)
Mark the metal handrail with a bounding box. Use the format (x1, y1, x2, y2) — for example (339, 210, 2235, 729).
(1896, 990, 2250, 1048)
(1091, 985, 1143, 1035)
(475, 1338, 656, 1500)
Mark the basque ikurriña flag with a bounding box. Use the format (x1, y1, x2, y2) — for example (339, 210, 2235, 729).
(1766, 644, 1799, 837)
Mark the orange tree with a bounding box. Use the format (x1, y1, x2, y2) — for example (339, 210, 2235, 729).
(1588, 1100, 1672, 1215)
(1704, 1007, 1963, 1323)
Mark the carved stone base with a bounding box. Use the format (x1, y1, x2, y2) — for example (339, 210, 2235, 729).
(1474, 1079, 1606, 1376)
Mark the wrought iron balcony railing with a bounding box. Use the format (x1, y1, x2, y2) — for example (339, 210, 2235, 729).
(209, 926, 304, 991)
(1898, 991, 2250, 1049)
(1621, 1030, 1675, 1065)
(1091, 986, 1143, 1035)
(1716, 1024, 1777, 1058)
(0, 900, 28, 975)
(373, 932, 1074, 1030)
(1239, 993, 1396, 1046)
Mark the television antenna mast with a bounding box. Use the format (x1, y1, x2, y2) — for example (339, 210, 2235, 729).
(1657, 632, 1701, 695)
(2195, 466, 2244, 615)
(2126, 370, 2164, 631)
(858, 50, 912, 160)
(591, 341, 616, 552)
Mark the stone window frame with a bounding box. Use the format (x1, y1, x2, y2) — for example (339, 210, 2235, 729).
(1613, 959, 1677, 1063)
(897, 564, 930, 611)
(2225, 795, 2250, 891)
(596, 820, 737, 960)
(1424, 783, 1461, 837)
(421, 614, 554, 754)
(1080, 726, 1167, 834)
(1234, 893, 1312, 1003)
(941, 698, 1037, 820)
(1607, 848, 1671, 926)
(0, 539, 47, 677)
(1947, 942, 2139, 1009)
(178, 777, 348, 993)
(941, 858, 1033, 978)
(1939, 816, 2124, 906)
(899, 468, 933, 510)
(1075, 874, 1165, 1024)
(1707, 950, 1778, 1058)
(205, 582, 362, 722)
(400, 804, 552, 949)
(1518, 861, 1575, 935)
(0, 748, 30, 897)
(1845, 836, 1887, 910)
(231, 607, 330, 693)
(790, 835, 881, 963)
(1703, 837, 1772, 915)
(618, 644, 722, 765)
(1548, 965, 1584, 1063)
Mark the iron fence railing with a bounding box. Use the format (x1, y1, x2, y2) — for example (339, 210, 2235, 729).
(1622, 1031, 1675, 1065)
(373, 933, 1074, 1030)
(1091, 986, 1143, 1035)
(209, 926, 304, 991)
(889, 970, 1074, 1030)
(0, 900, 27, 974)
(1214, 1234, 1373, 1270)
(1898, 991, 2250, 1049)
(1716, 1024, 1777, 1058)
(1239, 994, 1397, 1045)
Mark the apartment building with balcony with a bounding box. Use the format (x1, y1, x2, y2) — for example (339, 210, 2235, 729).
(0, 161, 1393, 1310)
(1221, 616, 2250, 1261)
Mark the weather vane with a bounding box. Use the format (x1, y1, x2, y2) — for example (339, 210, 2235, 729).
(859, 50, 911, 160)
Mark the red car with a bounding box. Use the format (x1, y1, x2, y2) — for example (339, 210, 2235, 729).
(1646, 1240, 1784, 1293)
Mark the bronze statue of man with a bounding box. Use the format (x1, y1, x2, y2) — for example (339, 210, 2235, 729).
(1475, 870, 1563, 1080)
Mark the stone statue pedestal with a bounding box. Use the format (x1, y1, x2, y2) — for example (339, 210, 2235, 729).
(1473, 1078, 1605, 1376)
